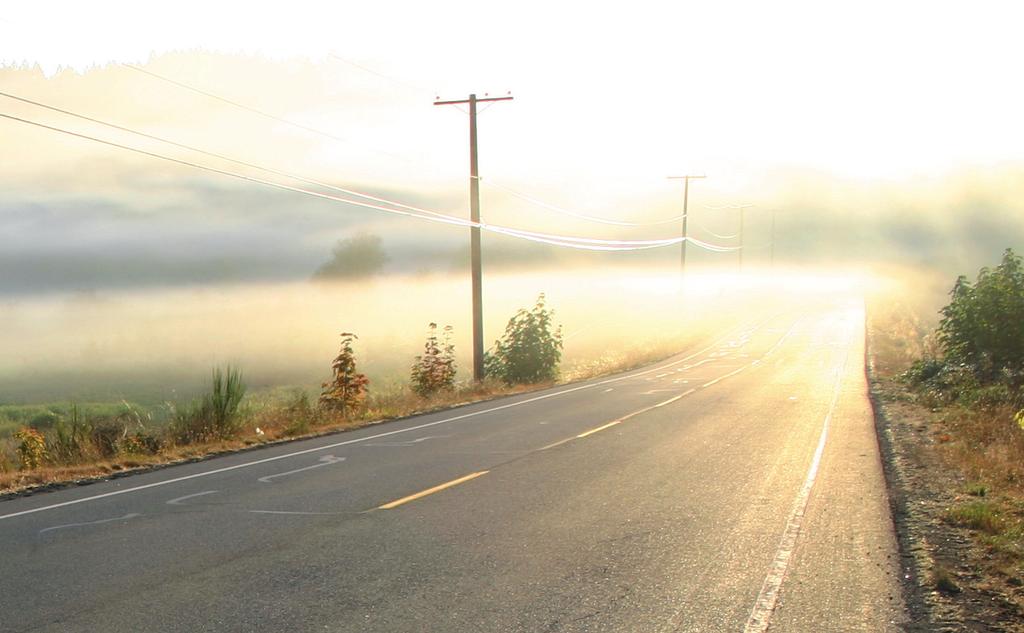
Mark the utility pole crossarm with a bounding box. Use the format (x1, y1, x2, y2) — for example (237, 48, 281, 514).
(433, 95, 514, 106)
(734, 204, 756, 270)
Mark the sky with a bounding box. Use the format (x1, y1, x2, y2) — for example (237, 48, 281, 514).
(5, 1, 1024, 180)
(1, 0, 1023, 296)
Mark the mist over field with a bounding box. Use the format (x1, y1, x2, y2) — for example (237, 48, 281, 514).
(1, 46, 1021, 413)
(0, 268, 850, 405)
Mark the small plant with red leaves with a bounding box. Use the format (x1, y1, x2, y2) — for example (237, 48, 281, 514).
(319, 332, 369, 417)
(411, 323, 457, 397)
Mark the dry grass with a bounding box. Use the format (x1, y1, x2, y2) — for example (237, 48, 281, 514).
(0, 363, 621, 495)
(941, 405, 1024, 496)
(869, 293, 1024, 592)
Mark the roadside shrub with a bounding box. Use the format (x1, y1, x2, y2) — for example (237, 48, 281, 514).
(90, 420, 126, 459)
(13, 427, 46, 470)
(938, 248, 1024, 389)
(28, 410, 60, 429)
(121, 431, 164, 455)
(319, 333, 369, 417)
(47, 406, 90, 464)
(902, 357, 945, 386)
(0, 448, 15, 474)
(171, 366, 247, 444)
(486, 293, 563, 385)
(411, 323, 457, 397)
(284, 389, 316, 436)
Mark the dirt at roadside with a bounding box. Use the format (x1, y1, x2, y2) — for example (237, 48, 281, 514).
(868, 356, 1024, 631)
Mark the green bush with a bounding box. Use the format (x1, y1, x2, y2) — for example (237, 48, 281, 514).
(486, 294, 564, 385)
(411, 323, 457, 396)
(902, 359, 979, 406)
(938, 248, 1024, 390)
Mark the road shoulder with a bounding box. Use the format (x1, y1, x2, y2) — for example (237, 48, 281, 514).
(868, 329, 1024, 631)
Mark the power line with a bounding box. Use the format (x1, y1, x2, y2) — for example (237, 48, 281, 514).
(703, 203, 754, 210)
(123, 63, 414, 165)
(687, 236, 742, 253)
(328, 52, 431, 98)
(124, 64, 352, 144)
(0, 90, 467, 228)
(693, 221, 739, 241)
(0, 91, 690, 248)
(480, 178, 686, 227)
(124, 61, 700, 235)
(8, 69, 747, 254)
(0, 111, 692, 252)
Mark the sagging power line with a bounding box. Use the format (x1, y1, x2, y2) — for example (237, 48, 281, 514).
(125, 61, 708, 238)
(0, 111, 694, 253)
(0, 93, 696, 251)
(479, 179, 687, 227)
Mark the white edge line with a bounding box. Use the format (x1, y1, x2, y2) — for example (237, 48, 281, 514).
(248, 510, 342, 516)
(0, 319, 765, 523)
(743, 354, 847, 633)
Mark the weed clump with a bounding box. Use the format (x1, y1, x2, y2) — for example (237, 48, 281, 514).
(932, 564, 961, 594)
(945, 501, 1004, 535)
(283, 389, 317, 436)
(171, 366, 247, 443)
(319, 333, 369, 417)
(411, 323, 457, 397)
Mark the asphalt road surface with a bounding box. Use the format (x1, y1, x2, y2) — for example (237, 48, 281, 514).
(0, 296, 907, 632)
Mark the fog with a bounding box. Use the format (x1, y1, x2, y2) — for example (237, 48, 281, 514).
(1, 51, 1021, 408)
(0, 268, 872, 405)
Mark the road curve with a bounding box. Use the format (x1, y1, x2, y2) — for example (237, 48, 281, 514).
(0, 296, 906, 632)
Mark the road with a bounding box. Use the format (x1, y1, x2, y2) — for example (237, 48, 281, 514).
(0, 296, 906, 632)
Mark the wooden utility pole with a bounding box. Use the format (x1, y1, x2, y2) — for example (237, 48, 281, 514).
(434, 92, 514, 382)
(736, 204, 755, 270)
(667, 175, 705, 274)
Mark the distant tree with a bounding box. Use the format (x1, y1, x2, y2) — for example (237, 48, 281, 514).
(313, 233, 388, 280)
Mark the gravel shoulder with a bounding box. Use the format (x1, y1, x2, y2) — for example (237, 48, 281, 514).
(867, 332, 1024, 632)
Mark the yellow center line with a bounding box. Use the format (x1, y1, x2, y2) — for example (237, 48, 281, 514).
(539, 437, 575, 451)
(576, 419, 622, 439)
(538, 341, 786, 454)
(376, 470, 489, 510)
(701, 364, 748, 388)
